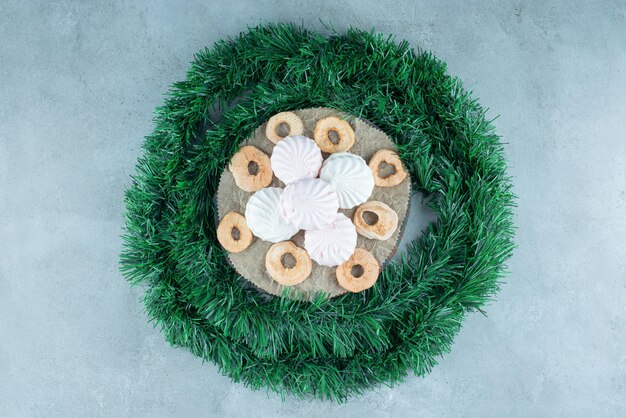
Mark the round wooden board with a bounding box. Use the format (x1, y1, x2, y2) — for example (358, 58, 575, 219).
(216, 108, 411, 300)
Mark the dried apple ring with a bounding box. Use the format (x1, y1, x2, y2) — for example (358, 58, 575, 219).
(265, 112, 305, 144)
(265, 241, 312, 286)
(217, 211, 253, 253)
(313, 116, 355, 153)
(353, 201, 398, 241)
(336, 248, 380, 292)
(368, 149, 407, 187)
(228, 145, 273, 192)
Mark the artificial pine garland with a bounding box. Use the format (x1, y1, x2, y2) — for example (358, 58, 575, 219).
(121, 23, 515, 401)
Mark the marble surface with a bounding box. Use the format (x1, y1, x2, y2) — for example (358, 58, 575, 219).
(1, 1, 625, 416)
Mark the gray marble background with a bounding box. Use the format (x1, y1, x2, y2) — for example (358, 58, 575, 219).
(1, 1, 624, 417)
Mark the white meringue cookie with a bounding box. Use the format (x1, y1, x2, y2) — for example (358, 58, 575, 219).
(304, 213, 357, 266)
(319, 152, 375, 209)
(270, 135, 323, 184)
(245, 187, 299, 243)
(279, 178, 339, 230)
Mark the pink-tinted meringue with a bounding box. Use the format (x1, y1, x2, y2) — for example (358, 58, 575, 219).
(279, 178, 339, 230)
(304, 213, 357, 266)
(270, 135, 323, 184)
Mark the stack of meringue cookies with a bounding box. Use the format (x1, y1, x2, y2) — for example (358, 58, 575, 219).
(217, 111, 407, 294)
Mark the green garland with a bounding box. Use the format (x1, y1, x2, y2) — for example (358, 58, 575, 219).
(121, 23, 514, 401)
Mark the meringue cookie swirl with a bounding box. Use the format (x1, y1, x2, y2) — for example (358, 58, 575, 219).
(270, 135, 323, 184)
(279, 178, 339, 230)
(304, 212, 358, 266)
(245, 187, 299, 243)
(319, 152, 375, 209)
